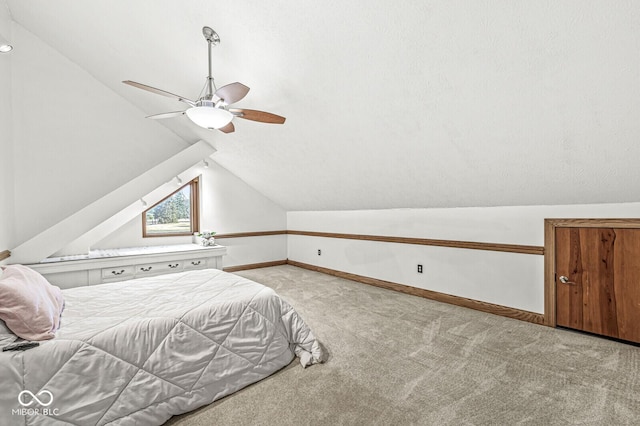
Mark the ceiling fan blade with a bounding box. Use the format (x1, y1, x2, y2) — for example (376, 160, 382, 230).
(214, 82, 250, 104)
(122, 80, 196, 105)
(146, 111, 186, 120)
(218, 122, 235, 134)
(230, 108, 286, 124)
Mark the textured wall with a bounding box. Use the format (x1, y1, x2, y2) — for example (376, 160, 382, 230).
(93, 161, 287, 268)
(0, 0, 13, 250)
(9, 23, 187, 245)
(6, 1, 640, 212)
(288, 203, 640, 313)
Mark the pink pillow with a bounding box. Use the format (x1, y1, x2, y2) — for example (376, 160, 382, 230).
(0, 265, 65, 341)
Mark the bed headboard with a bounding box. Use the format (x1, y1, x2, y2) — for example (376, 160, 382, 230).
(0, 250, 10, 261)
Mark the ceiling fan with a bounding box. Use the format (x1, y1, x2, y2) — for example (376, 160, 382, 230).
(123, 26, 285, 134)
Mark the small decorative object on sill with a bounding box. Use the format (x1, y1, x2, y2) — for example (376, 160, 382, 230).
(196, 231, 216, 246)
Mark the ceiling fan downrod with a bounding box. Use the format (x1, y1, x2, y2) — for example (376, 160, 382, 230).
(202, 26, 220, 100)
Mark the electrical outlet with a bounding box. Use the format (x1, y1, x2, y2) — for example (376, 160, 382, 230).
(417, 264, 423, 273)
(318, 249, 321, 256)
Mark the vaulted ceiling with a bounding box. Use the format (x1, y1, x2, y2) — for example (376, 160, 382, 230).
(6, 1, 640, 211)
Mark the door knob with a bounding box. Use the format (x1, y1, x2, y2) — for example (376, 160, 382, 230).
(559, 275, 576, 285)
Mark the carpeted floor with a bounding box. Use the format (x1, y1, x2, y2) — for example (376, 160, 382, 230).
(166, 265, 640, 425)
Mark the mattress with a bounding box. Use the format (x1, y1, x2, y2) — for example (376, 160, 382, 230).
(0, 268, 324, 425)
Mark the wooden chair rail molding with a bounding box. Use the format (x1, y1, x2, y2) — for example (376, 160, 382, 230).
(212, 230, 544, 255)
(287, 230, 544, 255)
(215, 230, 287, 239)
(0, 250, 10, 261)
(0, 230, 539, 265)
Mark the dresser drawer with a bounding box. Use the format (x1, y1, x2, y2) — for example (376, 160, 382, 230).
(101, 266, 135, 279)
(135, 260, 183, 276)
(184, 258, 208, 270)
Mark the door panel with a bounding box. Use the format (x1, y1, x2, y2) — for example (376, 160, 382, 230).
(613, 230, 640, 342)
(555, 227, 640, 343)
(555, 227, 584, 331)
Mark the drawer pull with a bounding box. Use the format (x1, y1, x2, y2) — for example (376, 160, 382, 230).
(191, 261, 201, 266)
(140, 266, 153, 272)
(111, 269, 126, 276)
(168, 263, 179, 269)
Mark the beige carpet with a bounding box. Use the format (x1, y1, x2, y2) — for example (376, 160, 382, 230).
(166, 265, 640, 425)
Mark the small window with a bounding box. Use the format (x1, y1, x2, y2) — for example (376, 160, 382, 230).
(142, 177, 200, 237)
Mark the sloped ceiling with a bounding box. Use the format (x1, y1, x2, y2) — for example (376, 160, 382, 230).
(7, 1, 640, 211)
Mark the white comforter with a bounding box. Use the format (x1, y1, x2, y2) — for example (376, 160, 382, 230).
(0, 269, 324, 425)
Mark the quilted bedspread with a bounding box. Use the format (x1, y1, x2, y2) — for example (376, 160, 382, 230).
(0, 268, 324, 425)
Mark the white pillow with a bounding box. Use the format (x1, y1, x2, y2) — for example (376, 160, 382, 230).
(0, 265, 65, 341)
(0, 267, 11, 342)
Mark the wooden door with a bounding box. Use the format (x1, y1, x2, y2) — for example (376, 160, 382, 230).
(555, 227, 640, 343)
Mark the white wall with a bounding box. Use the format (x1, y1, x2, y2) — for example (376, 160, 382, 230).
(287, 203, 640, 313)
(9, 23, 188, 245)
(11, 141, 215, 264)
(2, 17, 287, 268)
(0, 0, 13, 252)
(94, 161, 287, 268)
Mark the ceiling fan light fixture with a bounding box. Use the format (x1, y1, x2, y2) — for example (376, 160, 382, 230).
(185, 106, 234, 129)
(123, 26, 285, 133)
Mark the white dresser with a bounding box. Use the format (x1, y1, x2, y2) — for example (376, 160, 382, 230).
(27, 244, 227, 289)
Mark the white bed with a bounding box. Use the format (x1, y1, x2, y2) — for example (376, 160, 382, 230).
(0, 268, 324, 425)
